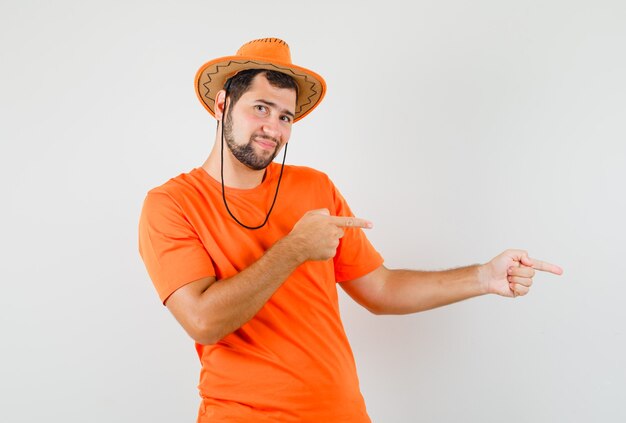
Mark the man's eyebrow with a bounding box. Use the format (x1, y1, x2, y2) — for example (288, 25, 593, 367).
(255, 99, 295, 118)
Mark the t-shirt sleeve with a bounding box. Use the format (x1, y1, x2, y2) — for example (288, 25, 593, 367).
(329, 180, 384, 282)
(138, 190, 216, 304)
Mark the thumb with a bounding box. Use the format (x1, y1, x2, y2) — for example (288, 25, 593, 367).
(520, 254, 534, 268)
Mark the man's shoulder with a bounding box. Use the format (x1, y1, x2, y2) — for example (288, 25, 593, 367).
(279, 164, 341, 199)
(143, 168, 205, 205)
(283, 163, 331, 184)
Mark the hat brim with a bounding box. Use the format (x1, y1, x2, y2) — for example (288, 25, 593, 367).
(195, 56, 326, 123)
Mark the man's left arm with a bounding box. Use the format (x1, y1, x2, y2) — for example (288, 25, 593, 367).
(339, 249, 563, 315)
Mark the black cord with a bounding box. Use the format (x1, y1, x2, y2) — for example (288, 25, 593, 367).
(219, 87, 287, 230)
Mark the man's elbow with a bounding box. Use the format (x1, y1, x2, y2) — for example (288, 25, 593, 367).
(367, 304, 389, 315)
(188, 316, 225, 346)
(363, 297, 409, 316)
(191, 332, 219, 346)
(357, 299, 387, 316)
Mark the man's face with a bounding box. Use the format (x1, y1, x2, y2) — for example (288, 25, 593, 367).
(222, 74, 297, 170)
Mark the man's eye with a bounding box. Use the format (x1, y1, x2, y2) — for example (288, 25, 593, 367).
(255, 105, 267, 112)
(281, 116, 292, 123)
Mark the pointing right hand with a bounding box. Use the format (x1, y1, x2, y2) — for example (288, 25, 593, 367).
(288, 209, 373, 262)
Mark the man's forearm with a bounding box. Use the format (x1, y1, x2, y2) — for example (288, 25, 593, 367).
(375, 265, 487, 315)
(182, 210, 369, 345)
(197, 235, 305, 344)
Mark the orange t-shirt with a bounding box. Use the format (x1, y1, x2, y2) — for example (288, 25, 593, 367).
(138, 163, 383, 422)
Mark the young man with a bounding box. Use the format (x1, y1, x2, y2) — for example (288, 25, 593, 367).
(138, 38, 563, 422)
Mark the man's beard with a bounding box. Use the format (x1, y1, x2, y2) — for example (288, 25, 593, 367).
(223, 112, 280, 171)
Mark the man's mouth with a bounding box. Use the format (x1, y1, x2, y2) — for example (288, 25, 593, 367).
(253, 137, 278, 150)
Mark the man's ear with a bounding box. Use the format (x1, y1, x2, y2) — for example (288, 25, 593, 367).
(214, 89, 227, 121)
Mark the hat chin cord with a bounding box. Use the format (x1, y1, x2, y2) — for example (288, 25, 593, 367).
(219, 91, 288, 230)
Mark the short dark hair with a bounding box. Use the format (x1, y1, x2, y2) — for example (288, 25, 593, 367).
(224, 69, 299, 111)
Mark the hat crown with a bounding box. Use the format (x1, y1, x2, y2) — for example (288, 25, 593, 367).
(236, 38, 292, 64)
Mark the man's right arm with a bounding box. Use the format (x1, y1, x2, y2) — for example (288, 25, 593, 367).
(164, 209, 372, 345)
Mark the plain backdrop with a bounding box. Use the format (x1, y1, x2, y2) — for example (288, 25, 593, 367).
(1, 0, 625, 422)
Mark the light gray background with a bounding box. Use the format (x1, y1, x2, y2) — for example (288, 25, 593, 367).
(1, 0, 624, 422)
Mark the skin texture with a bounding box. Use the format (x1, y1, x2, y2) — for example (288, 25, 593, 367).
(222, 98, 284, 171)
(340, 249, 563, 316)
(165, 73, 564, 345)
(202, 74, 294, 189)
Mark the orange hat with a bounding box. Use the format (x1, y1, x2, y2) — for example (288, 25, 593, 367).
(195, 38, 326, 122)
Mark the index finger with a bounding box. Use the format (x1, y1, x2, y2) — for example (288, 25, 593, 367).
(330, 216, 373, 229)
(527, 257, 564, 275)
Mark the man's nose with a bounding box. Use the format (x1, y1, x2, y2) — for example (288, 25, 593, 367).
(261, 118, 281, 138)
